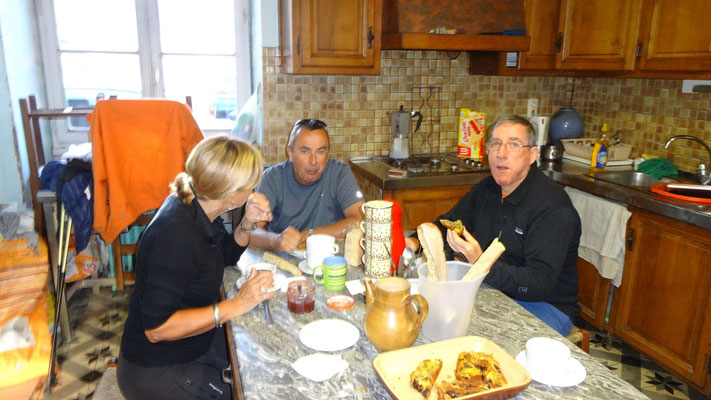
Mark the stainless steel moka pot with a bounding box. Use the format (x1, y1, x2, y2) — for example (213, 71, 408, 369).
(387, 105, 423, 160)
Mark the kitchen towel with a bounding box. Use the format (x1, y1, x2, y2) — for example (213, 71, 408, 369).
(637, 158, 678, 179)
(564, 187, 632, 287)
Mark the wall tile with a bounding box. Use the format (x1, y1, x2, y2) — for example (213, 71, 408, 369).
(261, 48, 710, 173)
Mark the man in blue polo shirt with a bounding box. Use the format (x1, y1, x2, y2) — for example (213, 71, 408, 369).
(249, 119, 364, 253)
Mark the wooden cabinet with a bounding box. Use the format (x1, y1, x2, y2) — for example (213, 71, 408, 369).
(636, 0, 711, 71)
(610, 207, 711, 391)
(556, 0, 642, 70)
(473, 0, 711, 78)
(576, 257, 612, 330)
(279, 0, 382, 74)
(382, 185, 472, 231)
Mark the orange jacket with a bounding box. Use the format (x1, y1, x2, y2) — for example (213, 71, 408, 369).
(89, 100, 203, 243)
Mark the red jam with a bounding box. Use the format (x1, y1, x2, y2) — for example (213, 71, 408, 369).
(286, 280, 316, 314)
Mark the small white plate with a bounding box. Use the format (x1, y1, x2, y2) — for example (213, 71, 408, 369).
(299, 319, 360, 352)
(236, 272, 286, 293)
(516, 350, 586, 387)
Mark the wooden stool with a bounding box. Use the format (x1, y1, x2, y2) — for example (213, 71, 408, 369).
(567, 326, 590, 353)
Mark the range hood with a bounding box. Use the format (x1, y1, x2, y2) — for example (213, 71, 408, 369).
(382, 0, 529, 52)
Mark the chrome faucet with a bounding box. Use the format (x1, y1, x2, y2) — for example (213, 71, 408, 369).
(664, 135, 711, 185)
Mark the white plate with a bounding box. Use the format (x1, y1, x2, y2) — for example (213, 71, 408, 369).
(236, 272, 286, 293)
(299, 319, 360, 352)
(516, 350, 586, 387)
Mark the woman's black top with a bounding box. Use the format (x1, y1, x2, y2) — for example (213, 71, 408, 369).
(120, 195, 245, 367)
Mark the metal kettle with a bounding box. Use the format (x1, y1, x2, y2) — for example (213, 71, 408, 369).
(387, 105, 423, 160)
(386, 105, 423, 138)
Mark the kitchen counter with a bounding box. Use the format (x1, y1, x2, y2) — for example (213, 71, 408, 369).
(223, 263, 648, 399)
(350, 157, 711, 231)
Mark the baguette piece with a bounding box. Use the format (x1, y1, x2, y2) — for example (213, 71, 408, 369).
(462, 238, 505, 281)
(263, 251, 302, 276)
(417, 223, 447, 281)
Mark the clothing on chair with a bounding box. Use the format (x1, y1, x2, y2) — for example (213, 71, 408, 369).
(88, 100, 203, 243)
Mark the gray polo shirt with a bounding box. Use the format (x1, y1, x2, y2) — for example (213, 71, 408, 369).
(257, 159, 363, 234)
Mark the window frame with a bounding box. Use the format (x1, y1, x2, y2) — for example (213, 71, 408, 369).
(36, 0, 252, 156)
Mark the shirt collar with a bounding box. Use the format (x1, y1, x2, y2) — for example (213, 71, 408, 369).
(189, 197, 228, 246)
(486, 164, 540, 205)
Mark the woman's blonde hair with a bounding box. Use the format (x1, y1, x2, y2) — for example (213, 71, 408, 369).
(171, 136, 264, 205)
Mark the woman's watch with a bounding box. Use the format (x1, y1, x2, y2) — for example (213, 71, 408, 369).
(308, 228, 314, 236)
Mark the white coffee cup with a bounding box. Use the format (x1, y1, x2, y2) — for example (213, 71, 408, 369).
(524, 337, 571, 376)
(306, 234, 339, 269)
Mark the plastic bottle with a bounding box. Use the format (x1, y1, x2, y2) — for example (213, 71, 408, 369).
(590, 123, 609, 172)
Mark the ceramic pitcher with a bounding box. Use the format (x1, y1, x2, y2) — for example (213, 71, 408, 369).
(363, 276, 428, 352)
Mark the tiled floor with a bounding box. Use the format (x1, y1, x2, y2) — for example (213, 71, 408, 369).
(45, 287, 709, 400)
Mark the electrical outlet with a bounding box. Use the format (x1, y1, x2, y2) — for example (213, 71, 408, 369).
(527, 99, 539, 118)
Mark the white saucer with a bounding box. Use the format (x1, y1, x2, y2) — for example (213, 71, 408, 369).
(299, 319, 360, 352)
(298, 259, 313, 275)
(516, 351, 586, 387)
(236, 272, 286, 293)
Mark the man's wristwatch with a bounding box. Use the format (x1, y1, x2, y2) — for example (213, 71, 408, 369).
(308, 228, 314, 236)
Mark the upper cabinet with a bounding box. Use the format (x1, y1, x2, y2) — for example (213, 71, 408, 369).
(636, 0, 711, 71)
(279, 0, 382, 75)
(474, 0, 711, 78)
(556, 0, 642, 70)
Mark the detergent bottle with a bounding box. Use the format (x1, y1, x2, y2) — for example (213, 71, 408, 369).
(590, 123, 609, 172)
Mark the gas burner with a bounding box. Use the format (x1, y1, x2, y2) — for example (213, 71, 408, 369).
(389, 159, 407, 168)
(407, 164, 424, 173)
(429, 156, 442, 168)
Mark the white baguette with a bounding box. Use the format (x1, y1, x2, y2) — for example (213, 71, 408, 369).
(417, 223, 447, 281)
(462, 238, 505, 281)
(263, 251, 302, 276)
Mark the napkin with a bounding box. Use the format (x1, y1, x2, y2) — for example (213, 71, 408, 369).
(291, 353, 349, 382)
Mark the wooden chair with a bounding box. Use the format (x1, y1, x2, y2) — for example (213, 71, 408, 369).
(111, 213, 155, 290)
(567, 325, 590, 353)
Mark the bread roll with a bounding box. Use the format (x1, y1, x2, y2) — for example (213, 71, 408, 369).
(263, 251, 302, 276)
(462, 238, 505, 281)
(417, 223, 447, 281)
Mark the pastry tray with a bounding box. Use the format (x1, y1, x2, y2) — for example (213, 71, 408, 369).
(373, 336, 531, 399)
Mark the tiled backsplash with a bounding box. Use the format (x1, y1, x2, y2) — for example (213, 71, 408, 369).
(262, 48, 711, 174)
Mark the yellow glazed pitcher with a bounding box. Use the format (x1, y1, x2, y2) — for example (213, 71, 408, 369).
(363, 276, 428, 352)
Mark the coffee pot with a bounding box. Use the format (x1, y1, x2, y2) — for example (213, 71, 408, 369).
(387, 105, 423, 160)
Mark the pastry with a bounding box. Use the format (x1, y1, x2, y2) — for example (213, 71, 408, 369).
(263, 251, 302, 276)
(439, 219, 464, 235)
(410, 359, 443, 398)
(462, 238, 505, 281)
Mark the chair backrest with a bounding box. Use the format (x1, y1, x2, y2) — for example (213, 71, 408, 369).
(111, 213, 154, 291)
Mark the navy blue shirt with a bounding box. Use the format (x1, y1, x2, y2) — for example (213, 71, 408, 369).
(439, 165, 582, 321)
(120, 195, 245, 367)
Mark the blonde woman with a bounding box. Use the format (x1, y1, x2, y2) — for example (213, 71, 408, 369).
(118, 136, 274, 400)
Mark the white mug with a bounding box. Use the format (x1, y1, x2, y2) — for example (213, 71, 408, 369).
(306, 234, 339, 269)
(525, 337, 571, 376)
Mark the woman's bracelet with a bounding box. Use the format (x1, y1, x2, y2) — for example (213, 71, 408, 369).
(240, 219, 256, 233)
(212, 302, 222, 328)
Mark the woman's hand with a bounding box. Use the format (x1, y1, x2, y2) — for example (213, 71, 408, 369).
(242, 192, 273, 228)
(446, 227, 483, 264)
(230, 268, 276, 316)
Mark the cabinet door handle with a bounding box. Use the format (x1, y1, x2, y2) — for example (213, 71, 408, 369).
(297, 37, 301, 55)
(555, 33, 563, 53)
(626, 228, 635, 251)
(368, 27, 374, 49)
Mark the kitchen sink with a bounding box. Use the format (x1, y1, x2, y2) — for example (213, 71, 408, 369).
(586, 171, 676, 188)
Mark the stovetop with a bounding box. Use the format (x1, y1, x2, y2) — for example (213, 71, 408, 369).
(377, 153, 488, 176)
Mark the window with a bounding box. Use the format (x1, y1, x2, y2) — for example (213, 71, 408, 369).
(37, 0, 252, 150)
